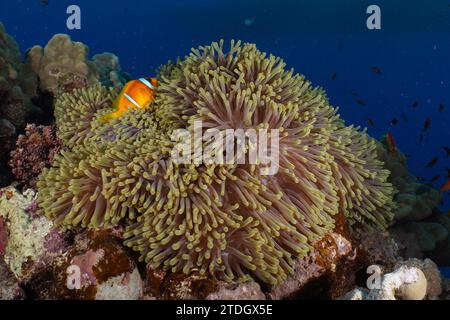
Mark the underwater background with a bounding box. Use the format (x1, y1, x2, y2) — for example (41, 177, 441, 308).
(0, 0, 449, 287)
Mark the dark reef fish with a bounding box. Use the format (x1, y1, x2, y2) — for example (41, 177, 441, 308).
(401, 112, 408, 123)
(446, 167, 450, 178)
(366, 118, 374, 126)
(439, 102, 445, 113)
(430, 175, 440, 183)
(40, 0, 49, 6)
(419, 117, 432, 142)
(425, 157, 438, 168)
(423, 117, 432, 132)
(412, 100, 419, 108)
(371, 66, 382, 75)
(331, 72, 337, 80)
(390, 118, 399, 126)
(443, 146, 450, 158)
(356, 99, 366, 106)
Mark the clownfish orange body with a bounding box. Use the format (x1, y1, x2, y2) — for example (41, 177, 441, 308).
(101, 77, 157, 123)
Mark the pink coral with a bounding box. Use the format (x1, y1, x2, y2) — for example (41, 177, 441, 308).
(9, 124, 61, 189)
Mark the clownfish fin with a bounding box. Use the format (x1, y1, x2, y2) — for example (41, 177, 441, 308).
(99, 112, 116, 124)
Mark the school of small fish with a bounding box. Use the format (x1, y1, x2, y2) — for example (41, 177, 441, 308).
(331, 41, 450, 199)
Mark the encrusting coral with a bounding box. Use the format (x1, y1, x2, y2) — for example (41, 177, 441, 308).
(37, 40, 395, 285)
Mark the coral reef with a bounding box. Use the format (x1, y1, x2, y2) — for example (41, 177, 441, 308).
(26, 34, 98, 95)
(25, 230, 144, 300)
(378, 144, 442, 222)
(92, 52, 130, 90)
(0, 23, 41, 187)
(378, 143, 450, 265)
(0, 187, 53, 279)
(9, 124, 61, 189)
(36, 40, 395, 285)
(339, 258, 442, 300)
(0, 23, 39, 128)
(0, 259, 24, 300)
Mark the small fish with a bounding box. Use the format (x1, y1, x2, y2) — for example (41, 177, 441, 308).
(366, 118, 374, 126)
(430, 175, 440, 183)
(416, 176, 426, 182)
(338, 41, 343, 51)
(423, 117, 432, 132)
(435, 14, 445, 18)
(386, 132, 396, 153)
(40, 0, 49, 6)
(404, 154, 412, 159)
(356, 99, 366, 106)
(331, 72, 337, 80)
(446, 167, 450, 178)
(440, 180, 450, 192)
(442, 146, 450, 158)
(401, 112, 408, 123)
(412, 100, 419, 108)
(439, 102, 445, 112)
(100, 77, 157, 124)
(390, 118, 399, 126)
(371, 66, 382, 75)
(425, 157, 438, 168)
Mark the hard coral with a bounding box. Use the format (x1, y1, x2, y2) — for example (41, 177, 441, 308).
(92, 52, 130, 90)
(0, 23, 41, 186)
(26, 34, 98, 95)
(37, 40, 395, 284)
(9, 124, 61, 189)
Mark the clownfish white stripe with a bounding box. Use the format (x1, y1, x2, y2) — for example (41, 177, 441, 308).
(124, 93, 142, 109)
(139, 78, 155, 90)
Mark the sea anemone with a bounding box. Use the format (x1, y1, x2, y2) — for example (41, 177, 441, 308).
(37, 40, 394, 284)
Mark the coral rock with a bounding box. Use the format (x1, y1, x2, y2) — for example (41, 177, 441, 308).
(25, 230, 143, 300)
(0, 187, 53, 280)
(161, 272, 217, 300)
(394, 258, 442, 300)
(206, 282, 266, 300)
(0, 259, 24, 300)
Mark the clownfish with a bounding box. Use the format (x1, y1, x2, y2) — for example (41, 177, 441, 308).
(100, 77, 157, 123)
(386, 132, 396, 153)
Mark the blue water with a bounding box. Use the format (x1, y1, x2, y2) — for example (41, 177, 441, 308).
(1, 0, 449, 212)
